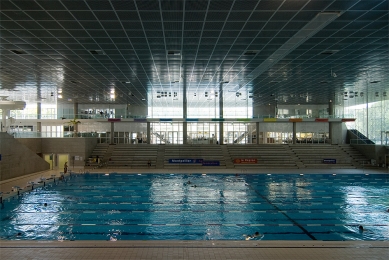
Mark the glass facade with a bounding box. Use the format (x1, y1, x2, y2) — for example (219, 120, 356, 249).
(2, 90, 388, 145)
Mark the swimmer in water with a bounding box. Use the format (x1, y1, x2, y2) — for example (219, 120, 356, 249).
(244, 231, 262, 240)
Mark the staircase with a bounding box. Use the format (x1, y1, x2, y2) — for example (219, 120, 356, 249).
(349, 129, 375, 144)
(338, 144, 373, 168)
(290, 144, 355, 169)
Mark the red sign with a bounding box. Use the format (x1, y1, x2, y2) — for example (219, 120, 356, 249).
(234, 158, 257, 164)
(108, 118, 121, 122)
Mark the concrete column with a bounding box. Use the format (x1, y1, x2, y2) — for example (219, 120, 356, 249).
(37, 102, 41, 119)
(328, 100, 333, 143)
(183, 80, 187, 119)
(183, 121, 187, 144)
(37, 122, 42, 137)
(256, 122, 260, 144)
(110, 122, 114, 144)
(73, 102, 79, 133)
(147, 122, 151, 144)
(74, 102, 78, 118)
(219, 83, 224, 144)
(1, 110, 7, 132)
(328, 101, 334, 116)
(293, 122, 297, 144)
(219, 122, 224, 145)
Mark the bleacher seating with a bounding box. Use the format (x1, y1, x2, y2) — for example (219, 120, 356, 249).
(86, 143, 109, 167)
(290, 144, 355, 169)
(86, 143, 374, 170)
(107, 144, 158, 168)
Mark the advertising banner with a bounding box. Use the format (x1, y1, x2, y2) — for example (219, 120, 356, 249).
(233, 158, 257, 164)
(169, 159, 203, 164)
(202, 161, 220, 166)
(323, 159, 336, 164)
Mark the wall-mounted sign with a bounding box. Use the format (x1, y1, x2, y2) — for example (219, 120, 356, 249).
(234, 158, 257, 164)
(169, 159, 203, 164)
(323, 159, 336, 164)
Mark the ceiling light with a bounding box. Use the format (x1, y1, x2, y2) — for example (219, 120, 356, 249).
(167, 50, 180, 55)
(89, 50, 105, 55)
(243, 50, 258, 55)
(10, 49, 27, 54)
(142, 98, 146, 101)
(58, 95, 62, 98)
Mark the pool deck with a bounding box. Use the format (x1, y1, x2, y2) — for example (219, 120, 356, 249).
(1, 167, 388, 259)
(0, 240, 388, 259)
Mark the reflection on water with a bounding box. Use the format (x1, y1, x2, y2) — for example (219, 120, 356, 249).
(0, 173, 388, 241)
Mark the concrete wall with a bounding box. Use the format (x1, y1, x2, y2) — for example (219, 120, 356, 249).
(330, 122, 347, 145)
(17, 137, 98, 169)
(0, 133, 49, 181)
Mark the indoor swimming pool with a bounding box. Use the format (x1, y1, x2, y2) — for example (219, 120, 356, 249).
(1, 173, 388, 241)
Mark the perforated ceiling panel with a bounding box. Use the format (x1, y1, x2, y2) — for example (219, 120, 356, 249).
(0, 0, 388, 109)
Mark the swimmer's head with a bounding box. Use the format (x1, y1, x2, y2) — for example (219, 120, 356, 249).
(44, 203, 47, 207)
(358, 225, 364, 232)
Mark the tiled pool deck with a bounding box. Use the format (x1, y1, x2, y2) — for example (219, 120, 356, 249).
(1, 168, 388, 259)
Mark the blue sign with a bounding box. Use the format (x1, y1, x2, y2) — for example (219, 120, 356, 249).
(169, 159, 203, 164)
(202, 160, 220, 166)
(323, 159, 336, 164)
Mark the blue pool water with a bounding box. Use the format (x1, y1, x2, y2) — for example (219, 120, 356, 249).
(1, 173, 388, 241)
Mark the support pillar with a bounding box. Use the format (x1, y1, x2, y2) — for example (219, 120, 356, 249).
(183, 122, 187, 144)
(256, 122, 259, 144)
(219, 122, 224, 145)
(73, 102, 79, 133)
(293, 122, 297, 144)
(147, 122, 151, 144)
(183, 74, 187, 145)
(37, 122, 42, 137)
(110, 122, 114, 144)
(73, 102, 78, 119)
(37, 102, 41, 119)
(1, 110, 7, 132)
(219, 83, 224, 144)
(328, 100, 334, 143)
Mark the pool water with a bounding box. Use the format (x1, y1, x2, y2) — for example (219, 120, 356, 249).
(1, 173, 388, 241)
